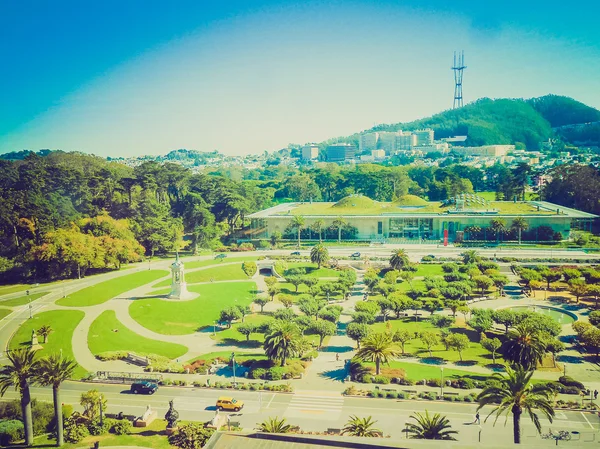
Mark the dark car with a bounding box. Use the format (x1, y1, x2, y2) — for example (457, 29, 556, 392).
(290, 251, 301, 256)
(130, 381, 158, 395)
(351, 252, 361, 258)
(214, 253, 227, 260)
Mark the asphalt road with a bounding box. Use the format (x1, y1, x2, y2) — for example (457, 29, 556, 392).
(2, 381, 598, 444)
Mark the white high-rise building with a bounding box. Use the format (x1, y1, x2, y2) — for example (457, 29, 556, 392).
(359, 133, 379, 152)
(301, 145, 319, 161)
(414, 129, 434, 146)
(395, 131, 417, 151)
(377, 132, 397, 154)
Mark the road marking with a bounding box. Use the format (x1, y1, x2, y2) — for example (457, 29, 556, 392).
(581, 412, 594, 429)
(285, 393, 344, 420)
(266, 393, 275, 409)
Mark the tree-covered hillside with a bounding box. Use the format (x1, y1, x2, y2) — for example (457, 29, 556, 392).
(528, 95, 600, 128)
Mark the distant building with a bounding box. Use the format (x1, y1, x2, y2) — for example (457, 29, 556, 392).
(301, 145, 319, 161)
(414, 143, 449, 153)
(327, 144, 356, 162)
(377, 132, 397, 154)
(460, 145, 514, 157)
(371, 150, 386, 160)
(395, 131, 417, 151)
(442, 135, 468, 145)
(359, 133, 378, 152)
(414, 129, 434, 146)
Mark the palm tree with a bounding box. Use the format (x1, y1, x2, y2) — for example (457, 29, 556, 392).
(0, 348, 39, 446)
(501, 323, 546, 370)
(511, 217, 528, 245)
(310, 244, 329, 269)
(389, 249, 409, 271)
(257, 417, 293, 433)
(310, 219, 325, 243)
(355, 332, 401, 375)
(490, 219, 506, 243)
(263, 321, 301, 367)
(36, 354, 77, 446)
(332, 217, 347, 243)
(37, 325, 53, 343)
(405, 411, 458, 440)
(341, 415, 381, 437)
(291, 215, 305, 248)
(461, 250, 480, 265)
(477, 366, 554, 444)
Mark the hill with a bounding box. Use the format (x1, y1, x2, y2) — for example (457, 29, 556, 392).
(322, 95, 600, 150)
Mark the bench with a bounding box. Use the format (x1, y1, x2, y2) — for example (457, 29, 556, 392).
(125, 353, 149, 367)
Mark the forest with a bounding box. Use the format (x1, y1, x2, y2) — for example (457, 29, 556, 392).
(0, 151, 598, 282)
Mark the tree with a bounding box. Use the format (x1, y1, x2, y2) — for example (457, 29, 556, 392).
(290, 215, 305, 248)
(308, 320, 336, 349)
(569, 281, 588, 303)
(341, 415, 381, 437)
(423, 299, 444, 315)
(278, 294, 294, 309)
(482, 337, 502, 364)
(310, 244, 329, 269)
(236, 305, 250, 323)
(263, 321, 301, 366)
(237, 323, 258, 342)
(411, 300, 423, 321)
(270, 231, 282, 248)
(286, 275, 303, 293)
(377, 297, 392, 321)
(468, 314, 493, 340)
(539, 268, 562, 290)
(182, 196, 217, 255)
(492, 309, 518, 334)
(310, 219, 325, 243)
(267, 284, 280, 301)
(457, 305, 470, 322)
(490, 219, 506, 243)
(37, 325, 52, 344)
(419, 331, 439, 357)
(0, 347, 38, 446)
(169, 423, 215, 449)
(274, 308, 297, 322)
(254, 296, 269, 313)
(393, 329, 412, 355)
(405, 411, 457, 440)
(264, 276, 278, 287)
(389, 249, 409, 271)
(511, 217, 528, 245)
(581, 326, 600, 358)
(346, 323, 370, 349)
(219, 307, 242, 328)
(257, 417, 292, 433)
(461, 250, 480, 265)
(491, 275, 509, 296)
(429, 315, 455, 329)
(477, 367, 554, 444)
(332, 217, 347, 243)
(501, 323, 546, 370)
(242, 261, 257, 278)
(35, 354, 77, 447)
(298, 296, 323, 320)
(473, 275, 493, 296)
(80, 389, 107, 421)
(445, 300, 465, 318)
(447, 333, 469, 361)
(544, 338, 565, 368)
(355, 332, 401, 375)
(389, 293, 411, 318)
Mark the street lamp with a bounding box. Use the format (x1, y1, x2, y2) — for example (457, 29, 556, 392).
(213, 321, 217, 336)
(28, 299, 32, 320)
(99, 396, 104, 427)
(440, 367, 444, 398)
(231, 352, 236, 386)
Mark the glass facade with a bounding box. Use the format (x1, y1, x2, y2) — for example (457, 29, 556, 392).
(388, 218, 433, 239)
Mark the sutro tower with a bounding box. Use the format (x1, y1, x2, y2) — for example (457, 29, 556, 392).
(452, 51, 466, 109)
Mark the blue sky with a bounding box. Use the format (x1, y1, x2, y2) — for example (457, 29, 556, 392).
(1, 0, 599, 156)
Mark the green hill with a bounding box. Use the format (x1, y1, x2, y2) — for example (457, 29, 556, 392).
(323, 95, 600, 150)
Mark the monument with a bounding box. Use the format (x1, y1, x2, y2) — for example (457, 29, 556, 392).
(168, 253, 193, 299)
(134, 404, 157, 427)
(165, 400, 179, 434)
(30, 330, 43, 351)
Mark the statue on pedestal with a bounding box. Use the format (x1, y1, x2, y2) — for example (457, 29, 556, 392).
(30, 330, 42, 350)
(168, 253, 193, 299)
(165, 400, 179, 429)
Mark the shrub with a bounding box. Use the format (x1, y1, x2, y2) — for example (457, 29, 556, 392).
(267, 368, 283, 381)
(249, 368, 266, 379)
(559, 376, 585, 390)
(482, 379, 502, 390)
(562, 386, 581, 395)
(397, 392, 407, 399)
(427, 378, 442, 387)
(88, 418, 112, 435)
(373, 375, 390, 385)
(343, 386, 359, 396)
(443, 395, 453, 402)
(64, 417, 90, 443)
(239, 383, 249, 390)
(386, 391, 398, 399)
(359, 374, 373, 384)
(169, 423, 215, 449)
(421, 255, 435, 262)
(454, 378, 477, 389)
(249, 383, 260, 391)
(0, 420, 24, 446)
(111, 419, 132, 435)
(301, 350, 318, 361)
(463, 395, 474, 402)
(397, 378, 415, 386)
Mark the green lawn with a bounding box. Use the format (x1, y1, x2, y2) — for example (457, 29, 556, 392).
(396, 280, 426, 292)
(178, 264, 248, 285)
(185, 256, 259, 270)
(369, 318, 504, 366)
(9, 310, 87, 378)
(0, 291, 48, 307)
(88, 310, 188, 359)
(415, 264, 444, 277)
(129, 282, 257, 335)
(285, 263, 340, 278)
(0, 285, 32, 296)
(0, 308, 12, 320)
(211, 314, 272, 344)
(279, 281, 343, 299)
(187, 351, 267, 365)
(57, 270, 168, 307)
(371, 360, 490, 381)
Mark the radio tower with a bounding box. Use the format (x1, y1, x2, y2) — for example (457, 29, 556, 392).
(452, 51, 466, 109)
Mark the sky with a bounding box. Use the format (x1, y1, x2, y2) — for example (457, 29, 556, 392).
(1, 0, 600, 157)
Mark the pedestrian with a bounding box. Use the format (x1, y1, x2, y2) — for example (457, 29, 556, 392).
(474, 412, 480, 425)
(227, 414, 231, 430)
(595, 390, 598, 400)
(336, 353, 339, 362)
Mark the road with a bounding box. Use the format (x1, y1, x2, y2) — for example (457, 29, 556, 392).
(2, 381, 598, 444)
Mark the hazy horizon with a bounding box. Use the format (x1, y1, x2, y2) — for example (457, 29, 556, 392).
(2, 0, 600, 157)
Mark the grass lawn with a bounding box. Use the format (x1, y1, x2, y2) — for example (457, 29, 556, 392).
(185, 256, 259, 270)
(211, 314, 272, 345)
(415, 264, 444, 277)
(369, 318, 504, 366)
(129, 282, 257, 335)
(0, 308, 12, 320)
(285, 263, 341, 278)
(57, 270, 168, 307)
(370, 360, 490, 381)
(187, 350, 267, 364)
(0, 285, 32, 296)
(9, 310, 87, 378)
(88, 310, 188, 359)
(279, 282, 310, 296)
(153, 259, 259, 288)
(396, 280, 426, 292)
(0, 291, 48, 307)
(31, 419, 174, 449)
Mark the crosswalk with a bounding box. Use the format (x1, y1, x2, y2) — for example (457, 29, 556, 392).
(284, 391, 344, 420)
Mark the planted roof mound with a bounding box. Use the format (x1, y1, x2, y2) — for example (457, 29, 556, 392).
(392, 195, 429, 206)
(332, 195, 377, 209)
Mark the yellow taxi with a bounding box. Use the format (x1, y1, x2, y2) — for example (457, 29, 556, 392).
(216, 396, 244, 412)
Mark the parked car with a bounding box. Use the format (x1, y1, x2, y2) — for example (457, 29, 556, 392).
(216, 396, 244, 412)
(214, 254, 227, 260)
(290, 251, 301, 256)
(130, 381, 158, 395)
(351, 252, 361, 258)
